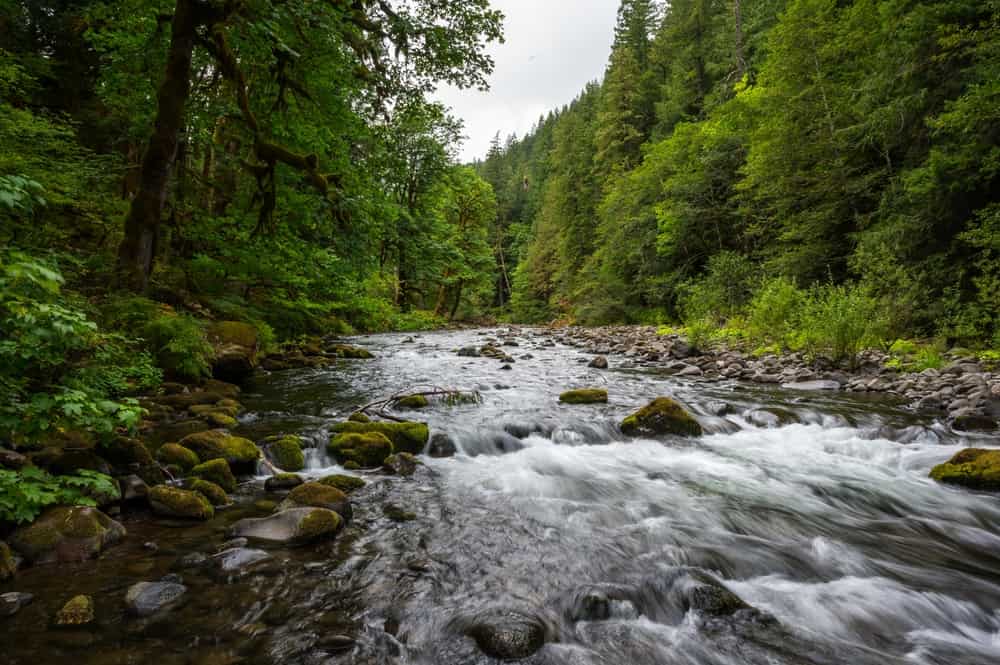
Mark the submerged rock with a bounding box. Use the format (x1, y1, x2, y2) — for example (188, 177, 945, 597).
(149, 485, 215, 520)
(213, 547, 271, 572)
(10, 506, 126, 564)
(230, 507, 342, 545)
(328, 431, 394, 468)
(930, 449, 1000, 491)
(620, 398, 702, 438)
(559, 389, 609, 405)
(55, 595, 94, 626)
(589, 356, 609, 369)
(330, 420, 430, 455)
(466, 610, 547, 660)
(125, 580, 187, 617)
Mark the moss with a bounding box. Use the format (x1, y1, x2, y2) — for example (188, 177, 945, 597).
(179, 430, 260, 468)
(265, 472, 304, 491)
(333, 344, 373, 359)
(559, 389, 609, 405)
(190, 403, 239, 418)
(296, 508, 342, 540)
(254, 499, 278, 512)
(288, 482, 348, 508)
(383, 503, 416, 522)
(620, 398, 702, 438)
(202, 379, 241, 399)
(395, 394, 429, 409)
(265, 435, 305, 472)
(191, 458, 237, 492)
(101, 436, 153, 467)
(190, 479, 229, 506)
(330, 421, 429, 455)
(215, 398, 243, 411)
(59, 507, 112, 539)
(1, 541, 17, 581)
(208, 321, 259, 350)
(204, 412, 239, 429)
(318, 474, 366, 493)
(343, 461, 361, 471)
(149, 485, 214, 520)
(930, 449, 1000, 491)
(327, 431, 394, 468)
(383, 452, 420, 476)
(55, 595, 94, 626)
(348, 412, 371, 423)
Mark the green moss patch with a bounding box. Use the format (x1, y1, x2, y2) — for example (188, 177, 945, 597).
(179, 430, 260, 468)
(559, 389, 609, 405)
(191, 458, 237, 492)
(395, 394, 429, 409)
(190, 479, 229, 506)
(149, 485, 214, 520)
(264, 435, 305, 472)
(930, 449, 1000, 491)
(330, 421, 429, 455)
(328, 431, 394, 468)
(620, 398, 702, 438)
(318, 474, 366, 493)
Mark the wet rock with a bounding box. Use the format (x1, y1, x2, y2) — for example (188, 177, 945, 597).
(428, 433, 458, 458)
(328, 431, 394, 468)
(348, 412, 371, 423)
(0, 447, 28, 470)
(395, 394, 429, 409)
(119, 474, 149, 502)
(951, 413, 997, 432)
(190, 479, 229, 507)
(262, 435, 305, 472)
(318, 474, 365, 493)
(265, 472, 304, 492)
(191, 458, 237, 492)
(10, 506, 126, 564)
(330, 344, 374, 359)
(781, 379, 842, 391)
(457, 347, 481, 357)
(383, 503, 417, 522)
(0, 592, 33, 617)
(31, 448, 112, 476)
(0, 541, 16, 581)
(930, 449, 1000, 491)
(230, 507, 343, 545)
(213, 547, 271, 572)
(588, 356, 609, 369)
(174, 552, 209, 570)
(55, 595, 94, 626)
(620, 398, 702, 438)
(330, 420, 429, 455)
(207, 321, 259, 383)
(383, 452, 420, 476)
(149, 485, 215, 520)
(559, 389, 608, 405)
(125, 581, 187, 617)
(179, 430, 260, 471)
(154, 442, 201, 471)
(317, 634, 355, 653)
(466, 610, 547, 660)
(745, 408, 797, 429)
(280, 482, 352, 522)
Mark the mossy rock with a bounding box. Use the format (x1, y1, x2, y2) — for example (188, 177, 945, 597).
(559, 389, 608, 405)
(254, 499, 278, 512)
(318, 474, 365, 493)
(282, 482, 352, 522)
(101, 436, 153, 468)
(332, 344, 373, 359)
(265, 473, 304, 492)
(230, 507, 342, 546)
(930, 449, 1000, 491)
(0, 541, 17, 581)
(208, 321, 259, 350)
(330, 421, 429, 455)
(9, 506, 126, 564)
(156, 443, 200, 471)
(191, 458, 237, 493)
(179, 430, 260, 470)
(190, 479, 229, 506)
(327, 431, 394, 468)
(55, 595, 94, 626)
(395, 394, 429, 409)
(383, 452, 420, 477)
(203, 379, 242, 399)
(190, 403, 239, 418)
(264, 435, 305, 472)
(348, 412, 371, 424)
(149, 485, 214, 520)
(215, 398, 243, 411)
(620, 398, 702, 438)
(383, 503, 417, 522)
(208, 321, 260, 383)
(204, 412, 238, 429)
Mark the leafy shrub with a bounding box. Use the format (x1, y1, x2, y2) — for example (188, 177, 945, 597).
(797, 283, 890, 363)
(141, 314, 213, 380)
(391, 309, 446, 332)
(746, 277, 805, 348)
(678, 252, 758, 325)
(0, 466, 119, 524)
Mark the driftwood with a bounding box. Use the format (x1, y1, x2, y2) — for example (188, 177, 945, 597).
(356, 386, 482, 422)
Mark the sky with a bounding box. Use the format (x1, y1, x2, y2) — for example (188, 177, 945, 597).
(434, 0, 619, 163)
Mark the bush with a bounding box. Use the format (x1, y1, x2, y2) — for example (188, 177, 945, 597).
(746, 277, 805, 348)
(141, 314, 213, 380)
(678, 252, 758, 325)
(0, 466, 119, 524)
(797, 283, 890, 363)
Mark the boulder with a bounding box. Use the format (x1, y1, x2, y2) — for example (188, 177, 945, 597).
(100, 436, 154, 468)
(207, 321, 259, 383)
(328, 431, 395, 468)
(190, 479, 229, 507)
(190, 458, 237, 492)
(148, 485, 214, 520)
(280, 482, 352, 522)
(229, 507, 342, 546)
(265, 473, 304, 492)
(125, 581, 187, 617)
(620, 398, 702, 438)
(930, 449, 1000, 491)
(330, 421, 429, 455)
(331, 344, 374, 359)
(119, 474, 149, 502)
(394, 394, 429, 409)
(383, 452, 420, 477)
(55, 595, 94, 626)
(155, 443, 200, 471)
(9, 506, 126, 564)
(0, 592, 33, 617)
(588, 356, 609, 370)
(317, 474, 365, 493)
(0, 541, 17, 581)
(179, 430, 260, 471)
(428, 433, 458, 458)
(263, 435, 305, 472)
(559, 389, 608, 405)
(466, 610, 547, 660)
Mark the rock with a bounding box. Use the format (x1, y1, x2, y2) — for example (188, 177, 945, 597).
(203, 380, 242, 399)
(263, 435, 305, 472)
(55, 595, 94, 626)
(466, 610, 547, 660)
(125, 581, 187, 617)
(328, 431, 394, 468)
(457, 347, 480, 357)
(207, 321, 259, 383)
(745, 408, 797, 429)
(383, 452, 420, 476)
(682, 572, 752, 617)
(318, 634, 356, 653)
(9, 506, 126, 564)
(280, 482, 352, 522)
(155, 443, 200, 471)
(331, 344, 374, 359)
(119, 474, 149, 502)
(588, 356, 609, 369)
(383, 503, 417, 522)
(0, 592, 33, 617)
(781, 380, 842, 391)
(559, 389, 609, 405)
(229, 507, 342, 546)
(620, 398, 702, 438)
(101, 436, 154, 469)
(427, 432, 458, 458)
(951, 413, 997, 433)
(330, 420, 429, 455)
(394, 394, 429, 409)
(0, 541, 17, 581)
(265, 473, 304, 492)
(148, 485, 214, 520)
(930, 449, 1000, 491)
(190, 479, 229, 507)
(317, 474, 366, 493)
(213, 547, 271, 572)
(191, 458, 237, 492)
(348, 412, 371, 423)
(179, 430, 260, 471)
(32, 448, 111, 476)
(0, 447, 28, 470)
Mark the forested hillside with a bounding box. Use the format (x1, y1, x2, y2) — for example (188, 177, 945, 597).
(481, 0, 1000, 351)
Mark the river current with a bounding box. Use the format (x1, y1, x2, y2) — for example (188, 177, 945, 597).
(4, 328, 1000, 665)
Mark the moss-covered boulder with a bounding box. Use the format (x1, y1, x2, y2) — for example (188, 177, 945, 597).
(190, 403, 239, 418)
(55, 595, 94, 626)
(383, 452, 420, 477)
(264, 435, 305, 472)
(0, 541, 17, 580)
(9, 506, 126, 564)
(230, 507, 342, 546)
(280, 482, 352, 522)
(395, 394, 429, 409)
(330, 421, 429, 455)
(203, 379, 242, 399)
(156, 443, 200, 471)
(348, 412, 371, 423)
(101, 436, 153, 468)
(190, 479, 229, 507)
(149, 485, 214, 520)
(179, 430, 260, 471)
(328, 431, 394, 468)
(332, 344, 373, 359)
(207, 321, 259, 383)
(318, 474, 365, 493)
(559, 389, 608, 405)
(190, 458, 237, 492)
(930, 449, 1000, 491)
(265, 473, 303, 491)
(620, 398, 702, 438)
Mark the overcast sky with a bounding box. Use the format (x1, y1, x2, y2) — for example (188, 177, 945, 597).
(434, 0, 619, 163)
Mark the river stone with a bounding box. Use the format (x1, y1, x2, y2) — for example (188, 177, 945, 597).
(330, 421, 429, 455)
(620, 398, 702, 438)
(317, 474, 365, 493)
(265, 472, 304, 491)
(230, 507, 342, 546)
(383, 452, 420, 476)
(55, 595, 94, 626)
(179, 430, 260, 471)
(466, 610, 547, 660)
(190, 458, 237, 492)
(0, 592, 33, 617)
(930, 449, 1000, 491)
(213, 547, 271, 572)
(262, 435, 305, 472)
(559, 389, 608, 405)
(279, 482, 352, 522)
(781, 380, 842, 391)
(588, 356, 609, 369)
(125, 581, 187, 617)
(0, 541, 17, 580)
(119, 474, 149, 502)
(149, 485, 214, 520)
(207, 321, 259, 383)
(9, 506, 126, 564)
(0, 447, 28, 470)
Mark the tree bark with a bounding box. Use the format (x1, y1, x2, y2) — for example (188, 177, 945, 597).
(116, 0, 199, 291)
(734, 0, 746, 79)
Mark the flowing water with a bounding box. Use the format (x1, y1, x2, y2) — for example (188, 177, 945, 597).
(4, 329, 1000, 665)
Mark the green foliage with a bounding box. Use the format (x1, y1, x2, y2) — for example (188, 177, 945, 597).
(746, 277, 805, 349)
(796, 284, 891, 362)
(141, 314, 213, 381)
(0, 466, 120, 524)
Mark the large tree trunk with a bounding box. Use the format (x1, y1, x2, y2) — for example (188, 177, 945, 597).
(734, 0, 746, 79)
(116, 0, 199, 291)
